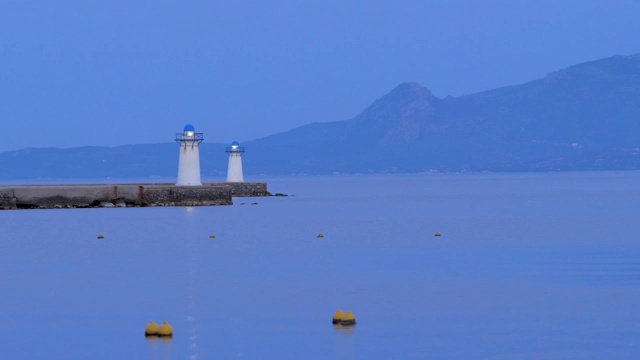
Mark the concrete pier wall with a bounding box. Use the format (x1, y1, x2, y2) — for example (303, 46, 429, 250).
(0, 182, 268, 210)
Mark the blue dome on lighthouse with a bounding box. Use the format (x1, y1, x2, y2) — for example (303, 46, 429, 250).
(184, 124, 195, 131)
(226, 140, 244, 154)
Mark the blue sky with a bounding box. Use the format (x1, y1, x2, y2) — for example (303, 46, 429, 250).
(1, 0, 639, 152)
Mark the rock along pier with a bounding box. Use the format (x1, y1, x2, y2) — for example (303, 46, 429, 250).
(0, 182, 268, 210)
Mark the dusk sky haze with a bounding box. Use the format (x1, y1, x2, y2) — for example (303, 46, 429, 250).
(1, 0, 639, 152)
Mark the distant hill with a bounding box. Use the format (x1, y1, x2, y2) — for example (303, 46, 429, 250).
(0, 143, 230, 180)
(245, 53, 640, 174)
(1, 53, 639, 179)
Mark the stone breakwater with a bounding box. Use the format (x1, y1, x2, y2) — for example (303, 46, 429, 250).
(0, 182, 268, 210)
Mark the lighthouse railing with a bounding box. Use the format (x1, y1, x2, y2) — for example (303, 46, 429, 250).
(175, 133, 204, 143)
(225, 146, 245, 153)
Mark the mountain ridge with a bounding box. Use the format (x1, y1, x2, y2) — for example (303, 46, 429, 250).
(1, 53, 639, 179)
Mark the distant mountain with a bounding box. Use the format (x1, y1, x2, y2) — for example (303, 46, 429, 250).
(245, 53, 640, 174)
(1, 53, 639, 179)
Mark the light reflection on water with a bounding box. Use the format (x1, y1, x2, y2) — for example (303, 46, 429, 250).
(333, 324, 355, 358)
(184, 206, 200, 360)
(145, 336, 174, 360)
(1, 172, 640, 359)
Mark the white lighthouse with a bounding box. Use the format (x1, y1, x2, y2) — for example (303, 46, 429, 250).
(175, 124, 203, 186)
(226, 141, 245, 182)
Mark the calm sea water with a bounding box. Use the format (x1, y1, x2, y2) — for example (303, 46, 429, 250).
(1, 172, 639, 359)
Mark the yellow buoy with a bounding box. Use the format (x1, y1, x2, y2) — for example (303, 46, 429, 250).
(332, 309, 344, 324)
(434, 232, 441, 237)
(97, 234, 104, 239)
(340, 311, 356, 326)
(209, 234, 216, 238)
(317, 233, 324, 238)
(145, 321, 159, 336)
(158, 321, 173, 337)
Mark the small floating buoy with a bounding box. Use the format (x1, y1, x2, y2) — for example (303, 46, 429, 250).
(317, 233, 324, 238)
(340, 311, 356, 326)
(157, 321, 173, 337)
(209, 234, 216, 239)
(145, 321, 159, 336)
(97, 234, 104, 239)
(332, 309, 344, 324)
(434, 232, 441, 237)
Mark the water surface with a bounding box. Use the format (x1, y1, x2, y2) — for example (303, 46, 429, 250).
(1, 172, 639, 359)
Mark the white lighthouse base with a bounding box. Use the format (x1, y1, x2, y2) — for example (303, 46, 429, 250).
(226, 153, 244, 182)
(176, 142, 202, 186)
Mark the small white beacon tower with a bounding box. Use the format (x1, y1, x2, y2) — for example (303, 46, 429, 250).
(226, 141, 245, 182)
(175, 124, 203, 186)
